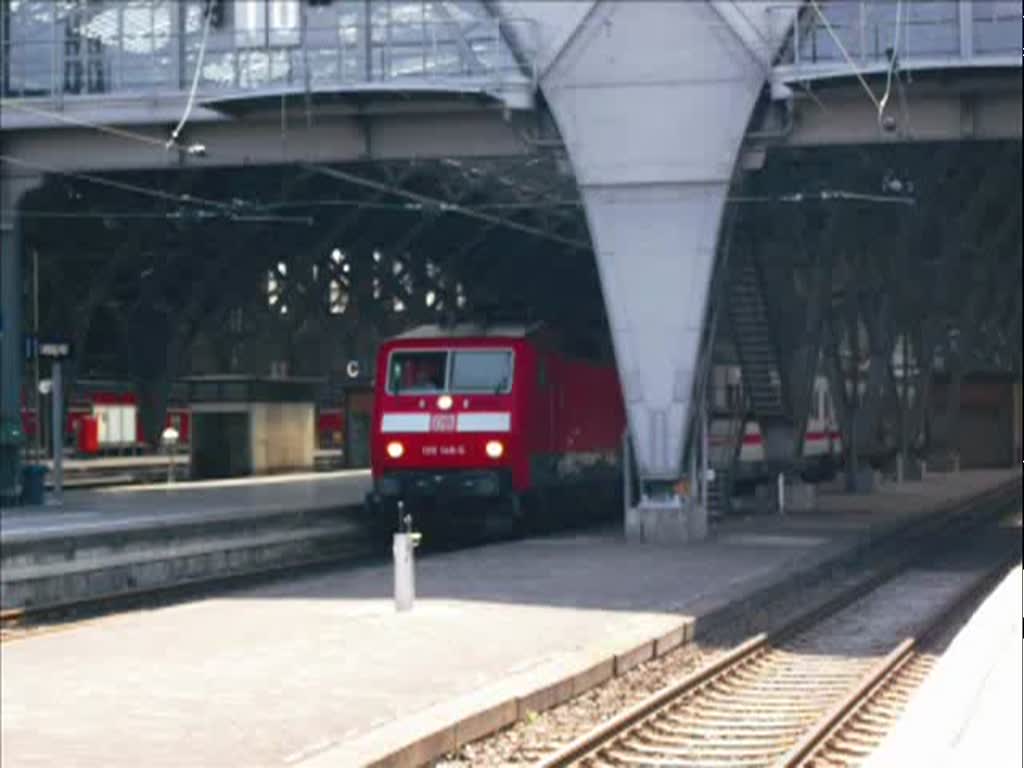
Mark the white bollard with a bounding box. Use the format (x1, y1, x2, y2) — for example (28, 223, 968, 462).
(393, 532, 416, 612)
(777, 472, 785, 515)
(161, 426, 180, 486)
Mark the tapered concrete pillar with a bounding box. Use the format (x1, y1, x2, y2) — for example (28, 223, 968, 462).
(536, 1, 786, 534)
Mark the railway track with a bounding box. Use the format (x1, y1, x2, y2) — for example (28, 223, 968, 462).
(536, 525, 1018, 768)
(774, 558, 1009, 768)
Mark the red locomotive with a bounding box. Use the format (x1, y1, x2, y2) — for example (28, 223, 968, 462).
(365, 323, 626, 536)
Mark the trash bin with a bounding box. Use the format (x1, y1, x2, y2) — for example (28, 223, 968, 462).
(21, 464, 47, 506)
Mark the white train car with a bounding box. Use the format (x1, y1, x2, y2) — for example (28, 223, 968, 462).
(709, 366, 842, 480)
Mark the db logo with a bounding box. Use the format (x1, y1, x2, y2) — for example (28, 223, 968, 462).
(430, 414, 456, 432)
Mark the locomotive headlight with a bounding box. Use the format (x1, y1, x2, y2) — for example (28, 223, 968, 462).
(386, 441, 405, 459)
(485, 440, 504, 459)
(437, 395, 453, 411)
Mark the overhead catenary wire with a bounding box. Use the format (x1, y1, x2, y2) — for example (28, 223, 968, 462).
(0, 153, 248, 214)
(0, 100, 174, 150)
(5, 209, 313, 224)
(305, 162, 591, 250)
(728, 189, 915, 205)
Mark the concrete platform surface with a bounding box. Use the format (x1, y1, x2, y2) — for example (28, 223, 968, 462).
(1, 469, 372, 541)
(1, 469, 1019, 768)
(864, 564, 1023, 768)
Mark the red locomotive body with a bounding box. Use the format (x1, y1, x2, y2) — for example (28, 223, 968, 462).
(366, 323, 625, 534)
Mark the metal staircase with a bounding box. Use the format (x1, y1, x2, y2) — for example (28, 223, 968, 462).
(700, 359, 747, 518)
(728, 263, 786, 418)
(726, 258, 794, 463)
(706, 408, 745, 517)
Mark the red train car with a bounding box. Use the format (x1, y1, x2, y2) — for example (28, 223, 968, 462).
(365, 323, 625, 536)
(20, 381, 191, 454)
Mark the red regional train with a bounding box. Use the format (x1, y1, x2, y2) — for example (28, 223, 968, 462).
(20, 380, 360, 458)
(365, 323, 626, 537)
(20, 381, 191, 454)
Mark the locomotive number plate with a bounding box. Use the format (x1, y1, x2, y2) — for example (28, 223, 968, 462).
(430, 413, 456, 432)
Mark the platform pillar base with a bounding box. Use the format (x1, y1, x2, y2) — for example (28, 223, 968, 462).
(755, 480, 817, 512)
(783, 480, 816, 512)
(625, 498, 707, 544)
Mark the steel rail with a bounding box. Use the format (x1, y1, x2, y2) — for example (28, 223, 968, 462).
(534, 487, 1019, 768)
(774, 555, 1019, 768)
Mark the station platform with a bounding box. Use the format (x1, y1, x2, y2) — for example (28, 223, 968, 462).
(31, 449, 345, 489)
(1, 469, 372, 538)
(864, 563, 1023, 768)
(1, 470, 373, 612)
(1, 469, 1020, 768)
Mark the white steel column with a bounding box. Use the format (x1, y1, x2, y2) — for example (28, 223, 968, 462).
(538, 1, 785, 495)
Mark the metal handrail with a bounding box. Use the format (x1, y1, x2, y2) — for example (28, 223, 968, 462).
(2, 7, 539, 101)
(766, 0, 1021, 71)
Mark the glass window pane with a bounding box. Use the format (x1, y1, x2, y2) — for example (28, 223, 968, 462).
(268, 0, 299, 47)
(238, 48, 270, 87)
(307, 48, 338, 84)
(973, 0, 1023, 52)
(450, 351, 513, 393)
(234, 0, 265, 47)
(389, 49, 425, 78)
(388, 351, 448, 394)
(199, 50, 238, 88)
(6, 1, 57, 96)
(906, 1, 958, 55)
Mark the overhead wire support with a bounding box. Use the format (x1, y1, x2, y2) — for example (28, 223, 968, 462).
(877, 0, 905, 122)
(808, 0, 883, 111)
(808, 0, 908, 131)
(167, 1, 214, 152)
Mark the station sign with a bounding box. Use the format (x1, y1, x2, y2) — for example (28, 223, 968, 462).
(25, 336, 74, 360)
(40, 340, 73, 359)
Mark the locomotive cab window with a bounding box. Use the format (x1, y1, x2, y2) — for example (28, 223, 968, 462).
(388, 351, 447, 394)
(450, 350, 514, 394)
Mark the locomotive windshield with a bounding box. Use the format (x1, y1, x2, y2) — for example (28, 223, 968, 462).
(388, 351, 447, 394)
(387, 349, 514, 394)
(450, 350, 513, 393)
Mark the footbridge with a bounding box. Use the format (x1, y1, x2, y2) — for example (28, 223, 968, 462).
(2, 1, 1021, 523)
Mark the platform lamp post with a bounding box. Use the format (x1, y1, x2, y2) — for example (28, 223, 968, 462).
(161, 426, 180, 485)
(33, 339, 73, 504)
(32, 250, 41, 464)
(50, 362, 63, 506)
